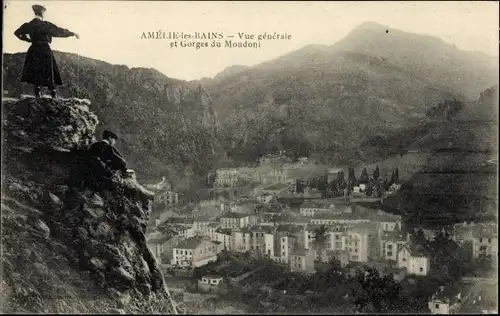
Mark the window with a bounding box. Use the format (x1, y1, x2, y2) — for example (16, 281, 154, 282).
(435, 304, 439, 309)
(387, 252, 393, 257)
(282, 251, 286, 256)
(480, 238, 483, 243)
(387, 244, 393, 249)
(336, 235, 340, 240)
(355, 248, 358, 253)
(402, 258, 406, 262)
(488, 238, 492, 243)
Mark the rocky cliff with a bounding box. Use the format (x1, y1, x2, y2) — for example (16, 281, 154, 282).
(1, 97, 176, 314)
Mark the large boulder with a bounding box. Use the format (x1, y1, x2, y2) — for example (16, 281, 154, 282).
(1, 97, 175, 313)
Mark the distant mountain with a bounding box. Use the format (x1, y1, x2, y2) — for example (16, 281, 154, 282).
(198, 22, 498, 165)
(214, 65, 250, 81)
(3, 52, 222, 190)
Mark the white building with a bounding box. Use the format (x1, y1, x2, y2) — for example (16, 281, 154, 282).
(220, 212, 255, 229)
(214, 168, 239, 187)
(232, 229, 251, 253)
(216, 228, 233, 251)
(290, 248, 316, 274)
(193, 217, 213, 234)
(397, 244, 430, 276)
(277, 235, 296, 264)
(203, 222, 221, 241)
(347, 226, 370, 263)
(172, 236, 219, 268)
(154, 190, 179, 205)
(381, 231, 409, 261)
(178, 227, 196, 239)
(257, 194, 275, 204)
(428, 286, 463, 314)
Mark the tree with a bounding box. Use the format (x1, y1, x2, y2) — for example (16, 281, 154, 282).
(296, 179, 304, 193)
(313, 225, 329, 261)
(359, 168, 369, 184)
(383, 173, 390, 190)
(351, 268, 406, 313)
(309, 178, 318, 189)
(428, 232, 466, 280)
(412, 229, 427, 247)
(329, 180, 338, 197)
(347, 167, 357, 189)
(365, 183, 373, 196)
(318, 176, 328, 198)
(373, 165, 380, 181)
(337, 170, 345, 182)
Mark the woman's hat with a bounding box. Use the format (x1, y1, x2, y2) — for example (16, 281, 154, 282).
(32, 4, 46, 16)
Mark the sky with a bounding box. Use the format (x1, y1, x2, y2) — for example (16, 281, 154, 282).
(3, 1, 499, 81)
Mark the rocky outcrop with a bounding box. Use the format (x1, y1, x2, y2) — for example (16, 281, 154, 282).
(1, 97, 175, 313)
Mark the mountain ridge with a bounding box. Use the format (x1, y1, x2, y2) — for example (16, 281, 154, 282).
(197, 22, 497, 165)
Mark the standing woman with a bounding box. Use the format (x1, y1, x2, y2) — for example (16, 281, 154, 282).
(14, 4, 79, 98)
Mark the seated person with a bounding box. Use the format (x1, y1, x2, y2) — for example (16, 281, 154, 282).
(88, 130, 133, 177)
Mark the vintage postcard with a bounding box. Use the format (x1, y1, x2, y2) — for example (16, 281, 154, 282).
(1, 0, 498, 314)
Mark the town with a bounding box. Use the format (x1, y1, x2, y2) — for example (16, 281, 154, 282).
(146, 154, 498, 314)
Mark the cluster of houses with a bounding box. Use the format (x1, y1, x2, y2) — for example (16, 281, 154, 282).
(451, 221, 498, 265)
(145, 176, 179, 206)
(211, 155, 308, 188)
(147, 199, 431, 278)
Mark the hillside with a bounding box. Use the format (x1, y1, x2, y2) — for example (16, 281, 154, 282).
(3, 52, 222, 191)
(1, 97, 176, 313)
(384, 86, 498, 227)
(200, 21, 498, 165)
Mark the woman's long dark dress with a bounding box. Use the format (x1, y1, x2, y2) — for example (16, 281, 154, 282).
(14, 18, 74, 87)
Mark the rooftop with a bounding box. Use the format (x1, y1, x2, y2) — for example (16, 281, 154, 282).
(311, 209, 401, 222)
(290, 248, 312, 257)
(263, 183, 290, 191)
(398, 243, 430, 258)
(202, 274, 223, 280)
(301, 201, 342, 209)
(277, 224, 303, 234)
(221, 212, 252, 219)
(208, 222, 221, 228)
(431, 283, 469, 305)
(249, 225, 276, 234)
(216, 228, 233, 235)
(174, 236, 207, 250)
(194, 215, 213, 222)
(165, 217, 194, 225)
(382, 231, 407, 242)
